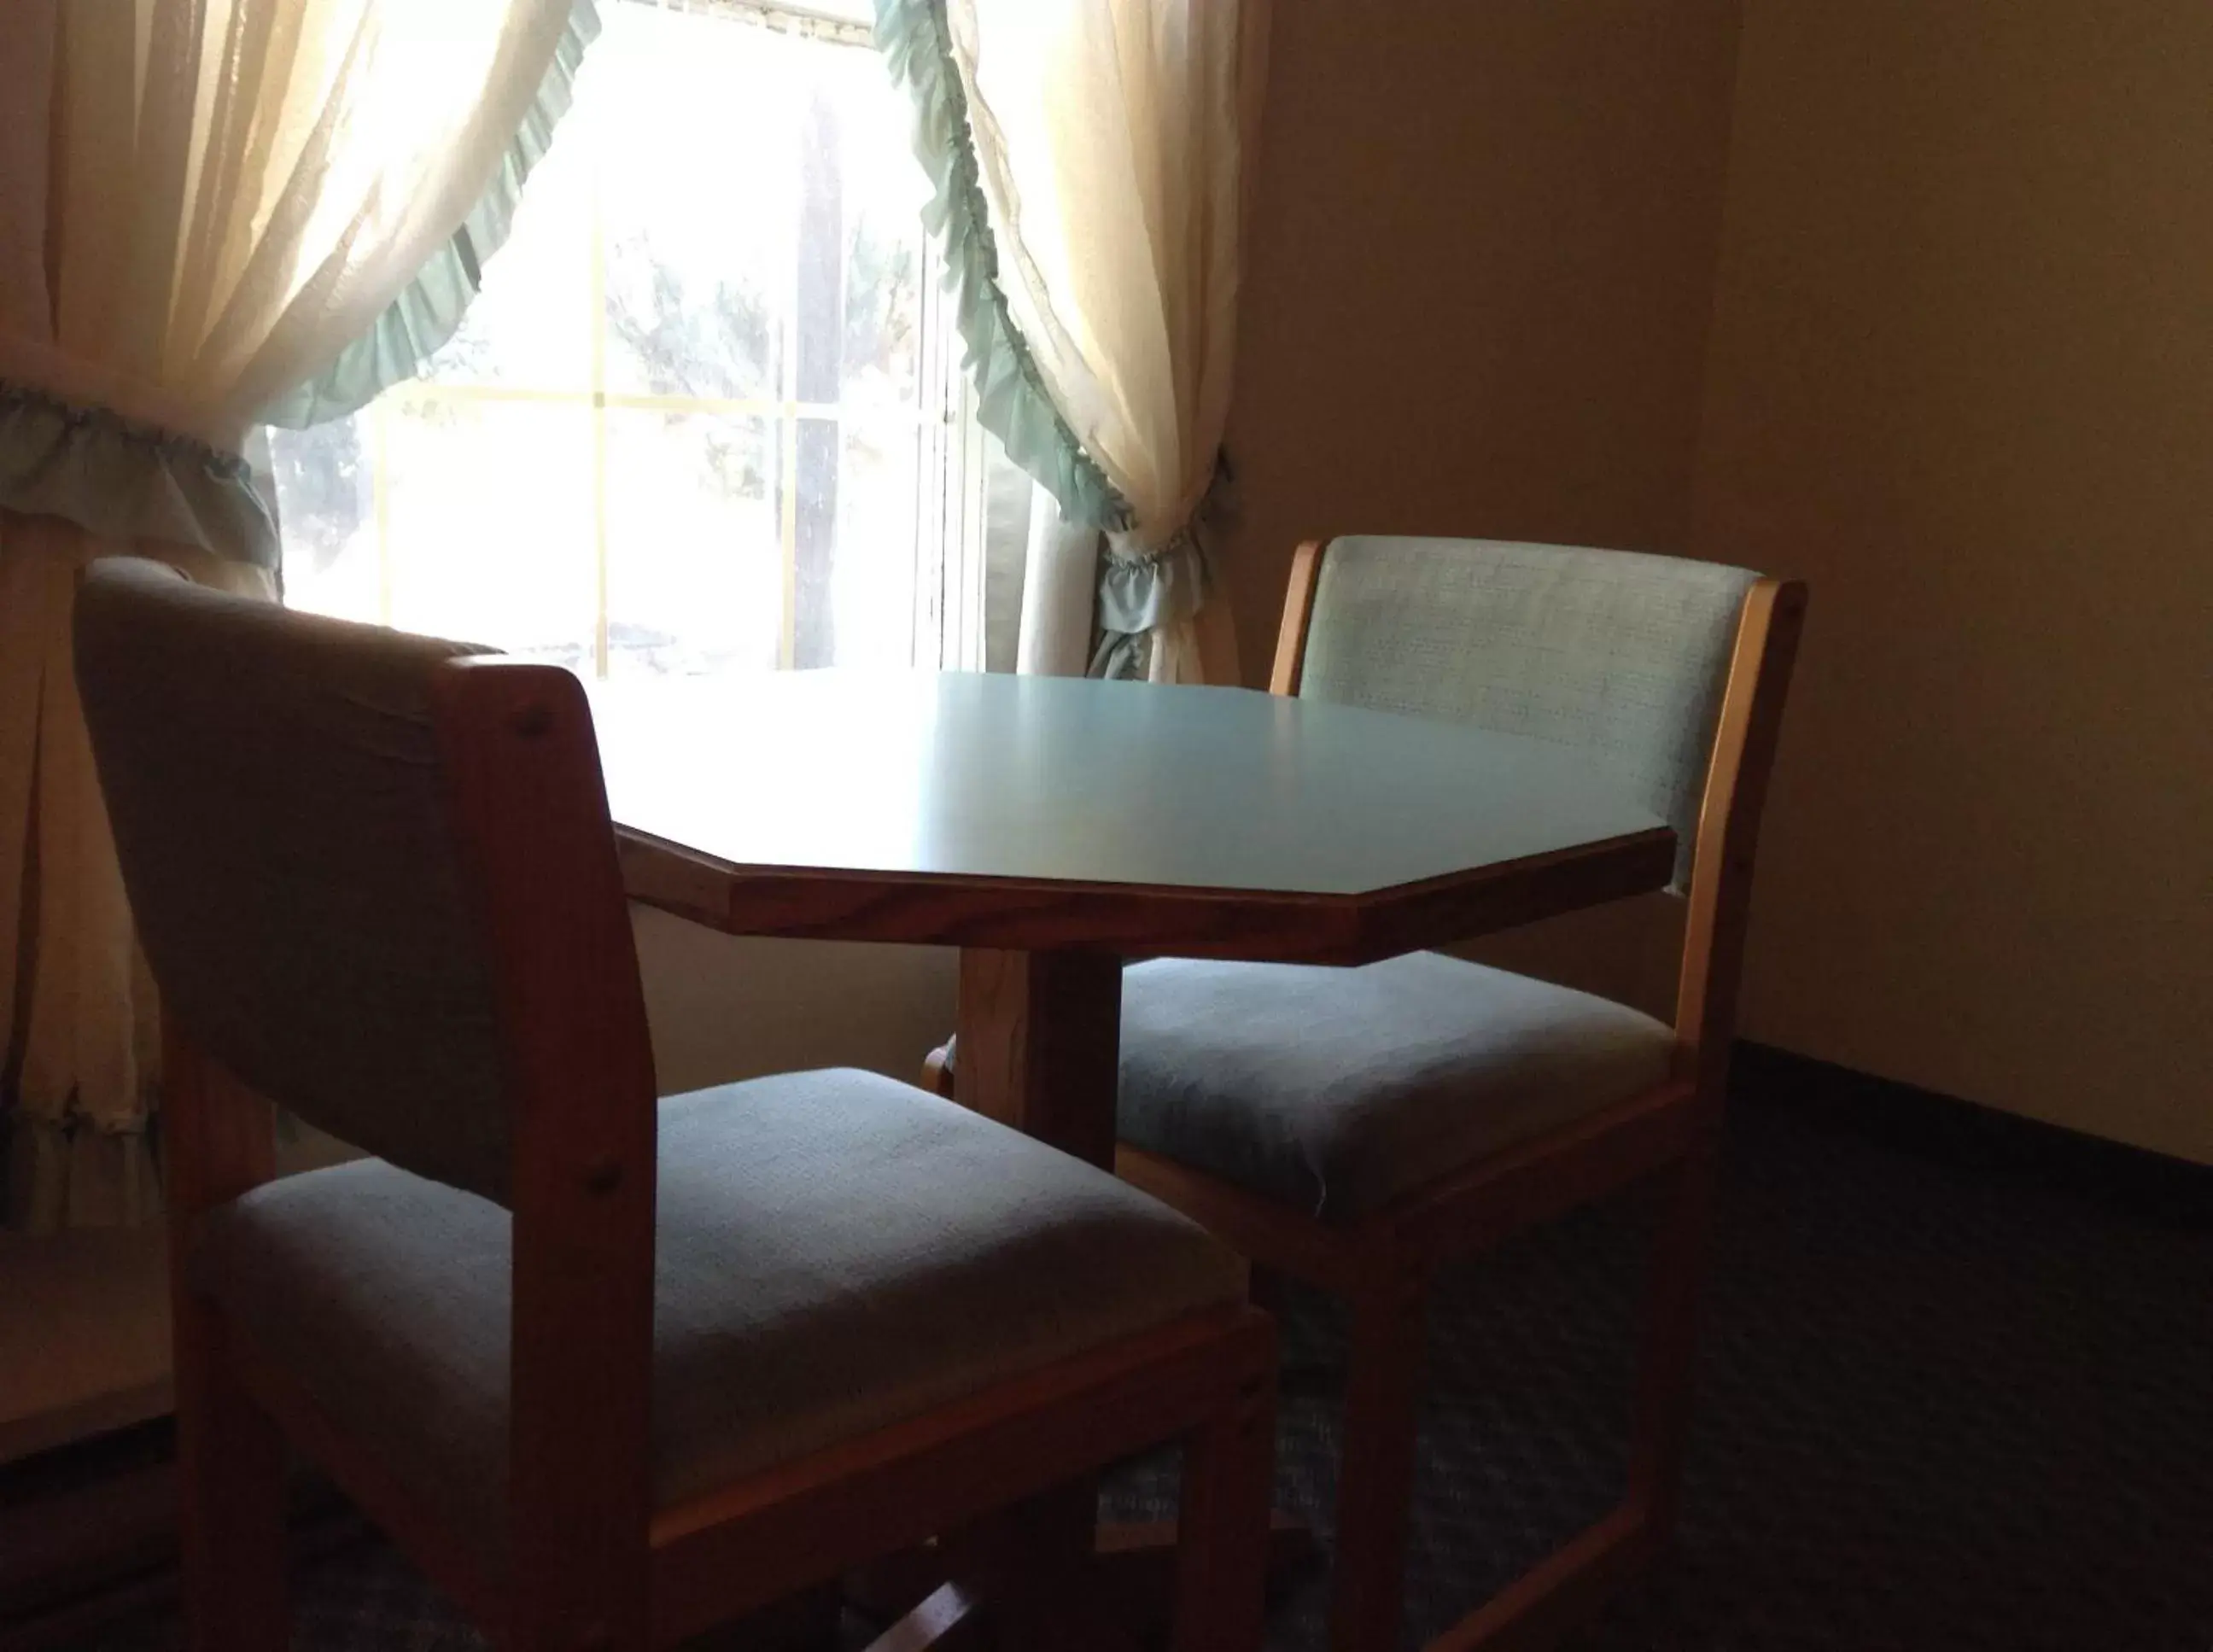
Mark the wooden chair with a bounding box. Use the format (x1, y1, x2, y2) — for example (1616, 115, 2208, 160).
(73, 557, 1276, 1652)
(1127, 538, 1803, 1650)
(931, 537, 1804, 1650)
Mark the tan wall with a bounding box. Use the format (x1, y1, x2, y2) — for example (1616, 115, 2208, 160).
(1696, 1, 2213, 1159)
(634, 911, 955, 1095)
(1219, 0, 1743, 668)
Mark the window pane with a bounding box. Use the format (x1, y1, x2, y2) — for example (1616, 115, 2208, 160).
(596, 8, 797, 401)
(272, 3, 978, 683)
(604, 408, 780, 676)
(826, 417, 926, 668)
(382, 396, 597, 668)
(832, 41, 928, 412)
(423, 128, 593, 390)
(269, 419, 378, 621)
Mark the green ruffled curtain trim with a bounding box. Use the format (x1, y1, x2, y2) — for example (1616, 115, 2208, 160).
(1091, 453, 1233, 676)
(261, 0, 603, 430)
(1099, 518, 1210, 620)
(873, 0, 1130, 535)
(1089, 628, 1149, 681)
(0, 379, 281, 566)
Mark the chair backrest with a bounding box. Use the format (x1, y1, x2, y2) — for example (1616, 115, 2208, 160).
(1274, 536, 1805, 1077)
(73, 558, 643, 1206)
(1285, 538, 1759, 891)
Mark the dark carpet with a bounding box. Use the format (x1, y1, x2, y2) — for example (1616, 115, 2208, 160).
(87, 1057, 2213, 1650)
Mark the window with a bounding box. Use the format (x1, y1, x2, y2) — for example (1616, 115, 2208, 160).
(268, 0, 1033, 677)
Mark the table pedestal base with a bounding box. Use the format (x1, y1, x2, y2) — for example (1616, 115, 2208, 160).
(954, 949, 1123, 1167)
(893, 951, 1315, 1646)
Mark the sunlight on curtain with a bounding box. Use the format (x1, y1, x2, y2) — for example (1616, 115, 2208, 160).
(8, 0, 582, 454)
(917, 0, 1269, 683)
(0, 0, 582, 1229)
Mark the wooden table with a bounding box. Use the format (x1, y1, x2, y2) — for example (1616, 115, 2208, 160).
(589, 668, 1673, 1639)
(593, 668, 1673, 1164)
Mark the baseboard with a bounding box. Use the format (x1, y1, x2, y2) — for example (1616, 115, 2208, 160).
(1729, 1040, 2212, 1229)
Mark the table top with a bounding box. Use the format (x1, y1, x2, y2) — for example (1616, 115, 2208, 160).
(590, 670, 1673, 963)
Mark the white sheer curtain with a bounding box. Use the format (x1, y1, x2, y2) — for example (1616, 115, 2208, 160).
(0, 0, 581, 1229)
(932, 0, 1268, 683)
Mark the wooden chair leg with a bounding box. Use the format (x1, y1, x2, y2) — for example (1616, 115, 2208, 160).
(1423, 1150, 1721, 1652)
(1169, 1366, 1276, 1652)
(176, 1302, 288, 1652)
(1328, 1274, 1428, 1652)
(1626, 1144, 1720, 1541)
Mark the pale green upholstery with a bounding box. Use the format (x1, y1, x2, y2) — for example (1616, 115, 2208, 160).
(197, 1071, 1242, 1543)
(1118, 954, 1673, 1218)
(1299, 538, 1758, 890)
(74, 559, 511, 1202)
(1119, 540, 1755, 1219)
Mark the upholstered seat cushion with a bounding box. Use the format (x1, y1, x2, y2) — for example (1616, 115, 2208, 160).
(1118, 954, 1676, 1220)
(195, 1069, 1241, 1541)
